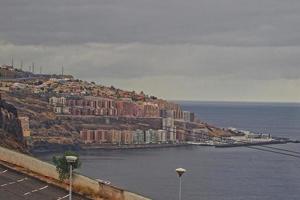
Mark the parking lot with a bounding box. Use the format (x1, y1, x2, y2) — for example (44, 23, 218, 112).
(0, 164, 88, 200)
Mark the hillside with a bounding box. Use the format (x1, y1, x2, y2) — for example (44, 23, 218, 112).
(0, 129, 27, 153)
(0, 65, 231, 152)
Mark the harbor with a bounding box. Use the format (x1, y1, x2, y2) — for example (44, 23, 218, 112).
(187, 127, 300, 148)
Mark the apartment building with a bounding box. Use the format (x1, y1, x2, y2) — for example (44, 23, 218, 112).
(133, 129, 145, 144)
(183, 111, 195, 122)
(157, 130, 167, 143)
(143, 102, 160, 117)
(121, 130, 134, 144)
(49, 97, 66, 106)
(80, 128, 174, 145)
(162, 117, 176, 143)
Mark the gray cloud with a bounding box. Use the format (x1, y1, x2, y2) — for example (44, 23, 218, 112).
(0, 0, 300, 102)
(1, 0, 300, 46)
(1, 42, 299, 80)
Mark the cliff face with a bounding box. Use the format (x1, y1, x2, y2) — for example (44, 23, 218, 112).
(0, 130, 27, 153)
(0, 99, 23, 141)
(0, 99, 27, 152)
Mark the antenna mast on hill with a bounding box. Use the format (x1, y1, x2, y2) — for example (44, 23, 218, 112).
(40, 66, 42, 74)
(11, 56, 14, 68)
(20, 60, 23, 70)
(32, 62, 35, 73)
(61, 64, 64, 76)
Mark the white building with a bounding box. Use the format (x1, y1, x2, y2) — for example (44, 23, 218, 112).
(49, 96, 66, 106)
(162, 118, 176, 143)
(183, 111, 191, 122)
(133, 129, 145, 144)
(145, 130, 152, 144)
(157, 129, 167, 143)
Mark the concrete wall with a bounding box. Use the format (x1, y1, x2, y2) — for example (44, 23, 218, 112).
(0, 146, 151, 200)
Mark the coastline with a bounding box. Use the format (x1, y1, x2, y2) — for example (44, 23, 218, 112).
(80, 143, 191, 150)
(30, 137, 299, 154)
(29, 143, 192, 154)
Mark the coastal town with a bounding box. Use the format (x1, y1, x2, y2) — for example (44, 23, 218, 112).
(0, 63, 219, 151)
(0, 63, 294, 152)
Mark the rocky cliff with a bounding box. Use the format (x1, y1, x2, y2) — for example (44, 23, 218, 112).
(0, 98, 27, 152)
(0, 99, 23, 140)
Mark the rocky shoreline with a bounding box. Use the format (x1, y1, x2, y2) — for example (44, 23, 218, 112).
(29, 142, 192, 154)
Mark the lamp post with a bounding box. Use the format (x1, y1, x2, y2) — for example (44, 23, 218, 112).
(65, 156, 77, 200)
(175, 168, 186, 200)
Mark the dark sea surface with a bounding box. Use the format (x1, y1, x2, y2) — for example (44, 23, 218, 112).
(37, 101, 300, 200)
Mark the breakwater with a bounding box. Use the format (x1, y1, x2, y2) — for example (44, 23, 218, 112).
(214, 140, 288, 148)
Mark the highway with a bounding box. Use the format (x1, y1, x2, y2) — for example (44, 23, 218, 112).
(0, 164, 88, 200)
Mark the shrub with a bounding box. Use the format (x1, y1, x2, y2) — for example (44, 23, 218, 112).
(53, 151, 81, 180)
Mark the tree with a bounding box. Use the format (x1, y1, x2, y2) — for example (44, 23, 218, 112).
(53, 151, 81, 180)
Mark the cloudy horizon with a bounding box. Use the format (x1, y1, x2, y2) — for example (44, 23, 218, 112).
(1, 0, 300, 102)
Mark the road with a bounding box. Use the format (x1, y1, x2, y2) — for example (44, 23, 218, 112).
(0, 164, 88, 200)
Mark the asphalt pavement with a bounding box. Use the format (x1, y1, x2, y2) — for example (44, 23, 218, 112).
(0, 164, 89, 200)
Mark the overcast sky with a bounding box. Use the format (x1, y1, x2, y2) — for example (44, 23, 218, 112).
(0, 0, 300, 102)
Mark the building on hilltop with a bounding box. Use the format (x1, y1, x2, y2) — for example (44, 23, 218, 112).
(160, 109, 176, 118)
(181, 111, 195, 122)
(49, 96, 66, 106)
(0, 65, 17, 79)
(143, 102, 160, 117)
(49, 96, 68, 114)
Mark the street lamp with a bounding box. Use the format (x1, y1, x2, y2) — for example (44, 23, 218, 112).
(175, 168, 186, 200)
(66, 156, 77, 200)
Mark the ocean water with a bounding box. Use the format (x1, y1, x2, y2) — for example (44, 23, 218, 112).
(181, 101, 300, 140)
(37, 101, 300, 200)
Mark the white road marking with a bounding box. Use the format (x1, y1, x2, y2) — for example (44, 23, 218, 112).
(1, 182, 15, 186)
(1, 177, 28, 187)
(57, 194, 69, 200)
(0, 170, 8, 174)
(23, 185, 48, 196)
(39, 185, 48, 190)
(17, 178, 28, 182)
(24, 192, 31, 196)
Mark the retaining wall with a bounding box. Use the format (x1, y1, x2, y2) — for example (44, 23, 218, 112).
(0, 146, 150, 200)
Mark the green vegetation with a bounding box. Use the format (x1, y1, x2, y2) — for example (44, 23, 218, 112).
(53, 151, 81, 180)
